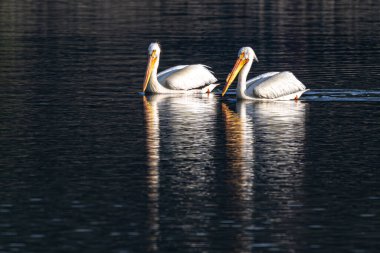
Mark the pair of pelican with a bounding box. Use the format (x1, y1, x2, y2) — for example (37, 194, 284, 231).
(142, 43, 308, 100)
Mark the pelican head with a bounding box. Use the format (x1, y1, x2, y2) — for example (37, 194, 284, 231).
(222, 47, 259, 96)
(143, 43, 161, 92)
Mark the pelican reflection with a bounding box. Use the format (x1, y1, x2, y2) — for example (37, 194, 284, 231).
(222, 102, 255, 202)
(221, 101, 256, 252)
(143, 94, 218, 251)
(143, 96, 160, 252)
(223, 100, 307, 200)
(144, 93, 218, 166)
(222, 100, 307, 251)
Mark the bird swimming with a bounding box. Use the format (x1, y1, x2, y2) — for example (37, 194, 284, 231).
(142, 43, 219, 94)
(222, 47, 308, 100)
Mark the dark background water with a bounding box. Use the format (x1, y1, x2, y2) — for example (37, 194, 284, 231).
(0, 0, 379, 252)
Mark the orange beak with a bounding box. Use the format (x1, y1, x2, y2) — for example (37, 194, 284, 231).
(222, 53, 248, 96)
(142, 50, 157, 93)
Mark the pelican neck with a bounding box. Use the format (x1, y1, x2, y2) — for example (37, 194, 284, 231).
(237, 59, 253, 99)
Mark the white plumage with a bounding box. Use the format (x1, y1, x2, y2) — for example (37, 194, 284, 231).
(156, 65, 187, 83)
(142, 43, 219, 94)
(164, 65, 217, 90)
(247, 71, 306, 99)
(222, 47, 308, 100)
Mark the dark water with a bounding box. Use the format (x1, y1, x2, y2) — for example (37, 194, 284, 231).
(0, 0, 379, 252)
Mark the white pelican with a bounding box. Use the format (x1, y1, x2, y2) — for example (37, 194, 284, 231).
(142, 43, 219, 94)
(222, 47, 308, 100)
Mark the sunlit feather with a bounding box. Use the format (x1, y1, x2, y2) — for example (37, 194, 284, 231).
(223, 47, 308, 100)
(143, 43, 218, 94)
(246, 71, 306, 99)
(165, 65, 217, 90)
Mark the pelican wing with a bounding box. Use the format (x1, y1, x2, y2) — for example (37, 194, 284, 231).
(246, 71, 306, 99)
(157, 65, 188, 83)
(163, 64, 217, 90)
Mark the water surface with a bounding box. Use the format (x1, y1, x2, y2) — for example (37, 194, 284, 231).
(0, 0, 379, 252)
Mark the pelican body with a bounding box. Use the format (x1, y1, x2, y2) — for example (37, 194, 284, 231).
(222, 47, 308, 100)
(142, 43, 219, 94)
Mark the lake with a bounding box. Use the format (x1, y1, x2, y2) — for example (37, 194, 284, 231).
(0, 0, 379, 252)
